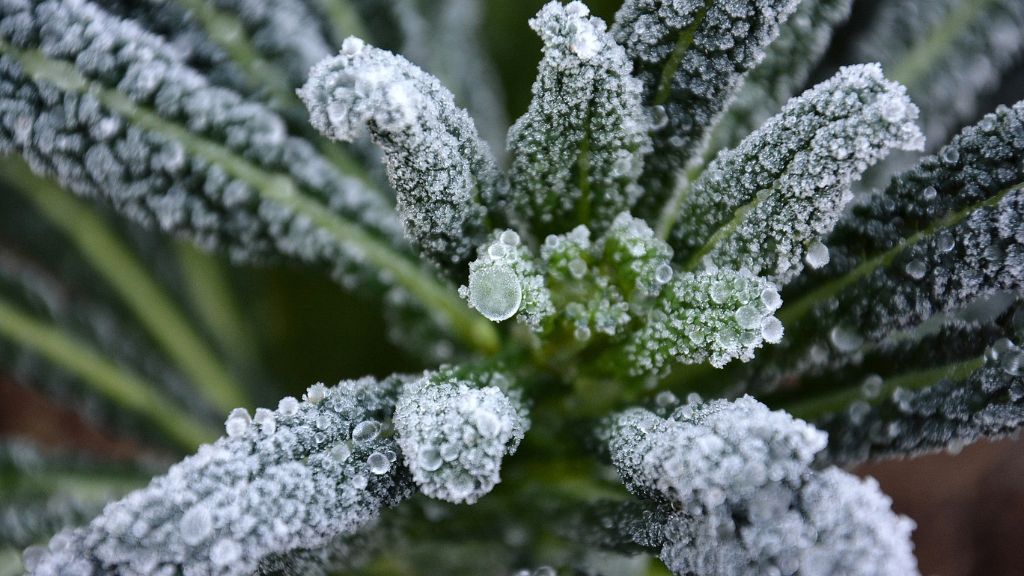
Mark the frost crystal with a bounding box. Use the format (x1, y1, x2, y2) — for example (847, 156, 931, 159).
(26, 376, 413, 575)
(394, 369, 528, 504)
(299, 38, 502, 272)
(671, 64, 923, 285)
(507, 1, 651, 237)
(623, 268, 782, 376)
(612, 0, 800, 210)
(607, 397, 918, 576)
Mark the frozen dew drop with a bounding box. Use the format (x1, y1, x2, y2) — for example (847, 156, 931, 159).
(734, 305, 761, 330)
(449, 474, 476, 501)
(647, 105, 669, 131)
(654, 263, 674, 285)
(861, 374, 883, 399)
(904, 259, 927, 280)
(329, 443, 351, 462)
(440, 442, 461, 462)
(570, 27, 600, 60)
(935, 231, 956, 253)
(940, 145, 960, 164)
(533, 568, 557, 576)
(253, 408, 276, 435)
(500, 230, 521, 247)
(922, 185, 938, 201)
(352, 420, 381, 443)
(655, 390, 679, 408)
(352, 473, 369, 490)
(829, 325, 865, 353)
(180, 505, 213, 546)
(225, 408, 251, 438)
(761, 317, 784, 344)
(574, 325, 592, 341)
(468, 264, 523, 322)
(210, 538, 241, 567)
(568, 258, 588, 279)
(419, 447, 443, 472)
(475, 409, 502, 438)
(805, 240, 830, 269)
(278, 396, 299, 416)
(760, 287, 782, 310)
(340, 36, 365, 56)
(367, 451, 391, 475)
(305, 382, 328, 404)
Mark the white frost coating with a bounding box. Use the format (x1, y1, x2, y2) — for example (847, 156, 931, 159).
(671, 64, 923, 285)
(460, 230, 554, 330)
(394, 370, 528, 504)
(623, 268, 783, 376)
(608, 397, 919, 576)
(299, 39, 501, 271)
(26, 377, 413, 575)
(507, 1, 651, 236)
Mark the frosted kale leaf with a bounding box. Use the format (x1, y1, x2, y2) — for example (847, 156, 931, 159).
(606, 397, 918, 576)
(761, 104, 1024, 386)
(611, 0, 800, 212)
(24, 377, 413, 576)
(621, 268, 782, 376)
(0, 0, 399, 269)
(852, 0, 1024, 148)
(394, 368, 529, 504)
(670, 64, 923, 285)
(706, 0, 854, 154)
(299, 37, 502, 273)
(507, 1, 651, 238)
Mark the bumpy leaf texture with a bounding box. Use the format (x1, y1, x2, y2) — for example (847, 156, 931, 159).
(612, 0, 800, 213)
(25, 377, 413, 576)
(606, 396, 919, 576)
(670, 63, 923, 285)
(299, 37, 502, 274)
(507, 1, 651, 238)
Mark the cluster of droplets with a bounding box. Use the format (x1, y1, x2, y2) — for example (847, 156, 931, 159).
(24, 377, 413, 576)
(460, 230, 553, 328)
(393, 369, 528, 504)
(507, 1, 651, 237)
(606, 396, 919, 575)
(299, 35, 501, 272)
(624, 267, 783, 376)
(671, 64, 924, 285)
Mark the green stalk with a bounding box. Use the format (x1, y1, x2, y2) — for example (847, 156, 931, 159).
(781, 356, 984, 420)
(1, 42, 500, 355)
(0, 295, 218, 449)
(652, 2, 713, 106)
(889, 0, 999, 88)
(175, 243, 259, 364)
(0, 549, 21, 576)
(654, 160, 704, 241)
(3, 158, 249, 413)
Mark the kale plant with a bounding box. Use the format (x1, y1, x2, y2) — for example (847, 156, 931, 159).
(0, 0, 1022, 574)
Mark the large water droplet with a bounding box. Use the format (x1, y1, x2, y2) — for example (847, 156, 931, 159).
(367, 451, 391, 475)
(829, 325, 864, 352)
(419, 447, 443, 472)
(468, 264, 522, 322)
(352, 420, 380, 443)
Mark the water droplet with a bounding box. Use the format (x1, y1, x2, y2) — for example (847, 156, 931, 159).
(278, 396, 299, 416)
(654, 263, 673, 285)
(474, 409, 501, 438)
(655, 391, 678, 408)
(805, 241, 830, 269)
(253, 408, 276, 435)
(500, 230, 521, 247)
(440, 442, 460, 462)
(735, 305, 761, 330)
(367, 451, 391, 475)
(904, 259, 927, 280)
(829, 325, 864, 353)
(761, 317, 784, 344)
(330, 443, 351, 462)
(647, 105, 668, 131)
(940, 146, 959, 164)
(225, 408, 251, 438)
(568, 258, 588, 279)
(574, 325, 592, 341)
(352, 474, 369, 489)
(419, 447, 443, 472)
(861, 375, 883, 399)
(468, 264, 522, 322)
(352, 420, 380, 442)
(935, 231, 955, 253)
